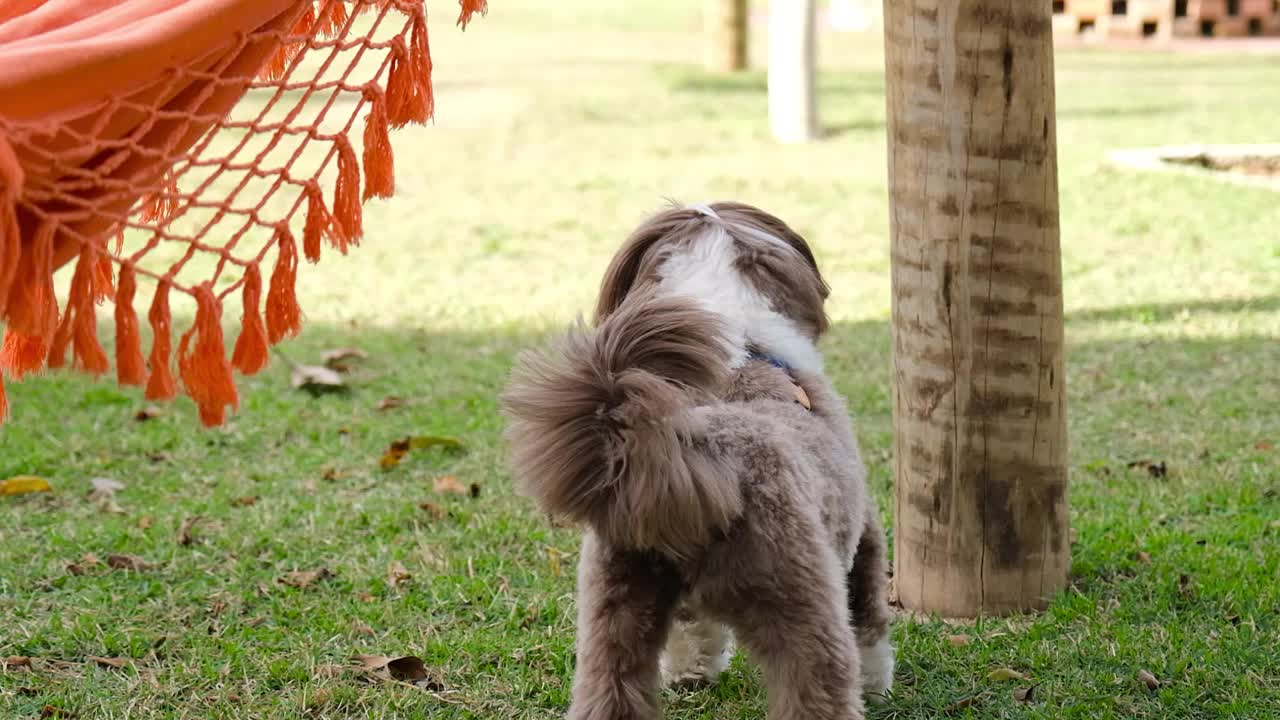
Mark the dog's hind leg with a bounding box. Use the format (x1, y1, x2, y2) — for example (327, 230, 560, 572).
(846, 506, 895, 703)
(727, 542, 864, 720)
(567, 533, 683, 720)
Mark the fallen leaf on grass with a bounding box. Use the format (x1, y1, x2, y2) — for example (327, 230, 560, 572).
(40, 705, 75, 719)
(418, 502, 447, 519)
(351, 655, 444, 690)
(376, 396, 406, 411)
(88, 656, 130, 670)
(66, 553, 101, 575)
(291, 365, 347, 395)
(231, 495, 259, 508)
(1137, 668, 1160, 690)
(1, 475, 52, 496)
(1013, 684, 1039, 703)
(380, 436, 466, 470)
(137, 515, 154, 530)
(18, 687, 37, 696)
(321, 347, 368, 371)
(106, 554, 152, 571)
(1136, 551, 1152, 564)
(177, 515, 204, 546)
(3, 656, 32, 668)
(353, 620, 375, 637)
(1178, 573, 1195, 598)
(546, 548, 563, 577)
(387, 561, 411, 588)
(134, 405, 164, 422)
(433, 476, 469, 496)
(987, 667, 1029, 682)
(1126, 459, 1168, 479)
(87, 477, 125, 513)
(945, 634, 971, 647)
(280, 568, 332, 589)
(1255, 440, 1274, 451)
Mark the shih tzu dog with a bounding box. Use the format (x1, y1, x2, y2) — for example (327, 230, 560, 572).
(501, 202, 893, 720)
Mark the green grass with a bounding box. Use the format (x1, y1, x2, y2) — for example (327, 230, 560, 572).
(3, 2, 1280, 718)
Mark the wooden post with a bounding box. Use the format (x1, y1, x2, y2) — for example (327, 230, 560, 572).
(704, 0, 748, 72)
(768, 0, 818, 143)
(883, 0, 1070, 617)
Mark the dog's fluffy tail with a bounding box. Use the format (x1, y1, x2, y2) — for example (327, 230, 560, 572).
(502, 294, 742, 557)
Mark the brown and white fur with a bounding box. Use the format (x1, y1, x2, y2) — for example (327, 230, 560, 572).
(502, 202, 893, 720)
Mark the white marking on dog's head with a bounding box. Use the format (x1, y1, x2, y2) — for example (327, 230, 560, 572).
(656, 216, 824, 374)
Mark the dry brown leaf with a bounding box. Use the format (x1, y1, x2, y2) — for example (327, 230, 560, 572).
(321, 347, 368, 369)
(353, 654, 392, 672)
(1137, 669, 1160, 690)
(66, 552, 101, 575)
(134, 405, 164, 422)
(88, 656, 130, 670)
(321, 466, 341, 482)
(280, 568, 332, 589)
(1255, 440, 1274, 451)
(136, 516, 154, 530)
(357, 592, 375, 603)
(387, 561, 412, 588)
(3, 655, 32, 668)
(469, 482, 482, 499)
(106, 554, 151, 571)
(291, 365, 346, 395)
(376, 396, 406, 411)
(986, 661, 1030, 684)
(418, 502, 447, 519)
(177, 515, 204, 546)
(18, 687, 38, 696)
(387, 656, 443, 689)
(1013, 685, 1037, 703)
(945, 634, 971, 647)
(353, 620, 375, 637)
(380, 438, 412, 470)
(231, 495, 259, 508)
(433, 476, 468, 496)
(40, 705, 76, 719)
(1136, 551, 1152, 564)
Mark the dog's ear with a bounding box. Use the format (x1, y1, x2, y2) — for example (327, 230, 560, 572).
(596, 208, 703, 324)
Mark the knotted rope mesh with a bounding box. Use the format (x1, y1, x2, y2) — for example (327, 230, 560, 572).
(0, 0, 487, 426)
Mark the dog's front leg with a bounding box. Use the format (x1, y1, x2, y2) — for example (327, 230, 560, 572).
(567, 533, 682, 720)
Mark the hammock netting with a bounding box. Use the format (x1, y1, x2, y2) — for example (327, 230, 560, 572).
(0, 0, 486, 426)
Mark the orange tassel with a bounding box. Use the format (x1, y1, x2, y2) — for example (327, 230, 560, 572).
(68, 249, 109, 375)
(0, 328, 46, 379)
(6, 219, 58, 340)
(92, 250, 115, 303)
(316, 0, 349, 38)
(0, 198, 18, 319)
(0, 135, 21, 319)
(265, 225, 303, 343)
(332, 137, 362, 246)
(45, 301, 73, 370)
(457, 0, 488, 29)
(410, 9, 435, 122)
(114, 264, 147, 386)
(0, 370, 7, 423)
(385, 40, 416, 128)
(145, 279, 177, 400)
(362, 87, 395, 200)
(232, 266, 270, 375)
(114, 229, 125, 255)
(178, 284, 238, 427)
(141, 172, 180, 223)
(303, 183, 330, 263)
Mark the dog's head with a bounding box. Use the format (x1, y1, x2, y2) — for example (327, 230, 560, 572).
(595, 202, 830, 372)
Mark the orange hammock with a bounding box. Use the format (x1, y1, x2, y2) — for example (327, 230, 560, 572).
(0, 0, 486, 426)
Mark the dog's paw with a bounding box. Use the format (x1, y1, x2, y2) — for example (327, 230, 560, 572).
(859, 637, 895, 704)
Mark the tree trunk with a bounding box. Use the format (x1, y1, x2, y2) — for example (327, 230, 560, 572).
(883, 0, 1070, 617)
(704, 0, 748, 72)
(768, 0, 818, 143)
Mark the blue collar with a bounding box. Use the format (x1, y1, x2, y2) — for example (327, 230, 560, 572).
(748, 349, 793, 372)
